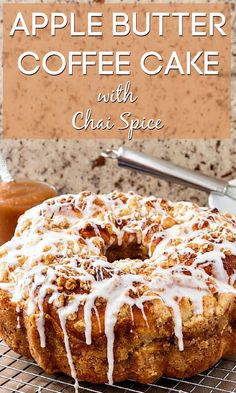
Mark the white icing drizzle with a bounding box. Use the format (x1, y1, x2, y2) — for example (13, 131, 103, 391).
(58, 307, 79, 393)
(0, 191, 236, 390)
(16, 304, 21, 329)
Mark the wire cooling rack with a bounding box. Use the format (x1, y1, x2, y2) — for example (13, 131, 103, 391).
(0, 340, 235, 393)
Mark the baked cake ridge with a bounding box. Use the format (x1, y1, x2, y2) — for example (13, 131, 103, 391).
(0, 191, 235, 391)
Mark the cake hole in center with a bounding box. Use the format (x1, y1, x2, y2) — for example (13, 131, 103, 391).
(105, 243, 148, 263)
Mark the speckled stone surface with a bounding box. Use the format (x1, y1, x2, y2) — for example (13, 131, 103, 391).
(0, 0, 235, 206)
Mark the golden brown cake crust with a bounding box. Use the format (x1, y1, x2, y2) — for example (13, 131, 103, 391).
(0, 191, 235, 389)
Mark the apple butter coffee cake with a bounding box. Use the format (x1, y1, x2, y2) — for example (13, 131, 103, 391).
(0, 191, 235, 391)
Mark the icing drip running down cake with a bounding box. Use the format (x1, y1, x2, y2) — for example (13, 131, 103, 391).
(0, 191, 235, 392)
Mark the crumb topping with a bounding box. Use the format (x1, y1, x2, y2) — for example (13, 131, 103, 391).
(0, 191, 235, 389)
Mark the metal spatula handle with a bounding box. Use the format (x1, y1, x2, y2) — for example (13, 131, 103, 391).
(102, 147, 227, 195)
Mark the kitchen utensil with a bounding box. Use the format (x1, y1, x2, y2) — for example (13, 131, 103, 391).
(101, 147, 236, 214)
(0, 152, 14, 182)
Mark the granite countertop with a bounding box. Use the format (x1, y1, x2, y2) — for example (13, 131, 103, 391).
(0, 0, 235, 206)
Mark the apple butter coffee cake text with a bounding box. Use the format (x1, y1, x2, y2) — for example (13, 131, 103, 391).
(0, 191, 235, 391)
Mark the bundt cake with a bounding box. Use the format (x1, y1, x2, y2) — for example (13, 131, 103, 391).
(0, 191, 235, 392)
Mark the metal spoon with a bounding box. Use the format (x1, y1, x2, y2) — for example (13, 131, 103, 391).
(101, 147, 236, 214)
(0, 153, 14, 183)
